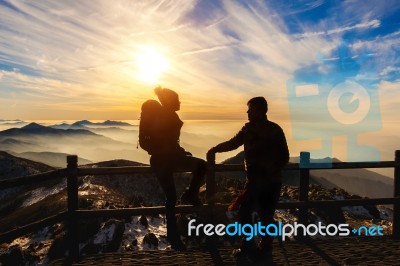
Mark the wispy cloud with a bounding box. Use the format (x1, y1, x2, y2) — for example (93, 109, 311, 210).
(295, 19, 381, 38)
(0, 0, 398, 123)
(179, 45, 230, 56)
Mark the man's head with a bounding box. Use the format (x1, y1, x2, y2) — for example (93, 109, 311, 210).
(154, 86, 180, 111)
(247, 97, 268, 122)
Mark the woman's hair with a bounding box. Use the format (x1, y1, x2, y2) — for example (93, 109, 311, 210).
(154, 86, 179, 107)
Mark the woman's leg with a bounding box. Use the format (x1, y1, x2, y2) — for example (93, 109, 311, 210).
(150, 155, 185, 250)
(176, 155, 206, 205)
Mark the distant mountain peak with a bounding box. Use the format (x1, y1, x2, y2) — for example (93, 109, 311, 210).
(102, 120, 132, 126)
(22, 122, 47, 130)
(70, 120, 133, 127)
(72, 120, 92, 126)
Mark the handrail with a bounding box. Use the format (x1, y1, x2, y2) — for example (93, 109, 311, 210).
(2, 161, 398, 189)
(0, 168, 67, 189)
(74, 197, 398, 219)
(0, 150, 399, 263)
(0, 211, 68, 244)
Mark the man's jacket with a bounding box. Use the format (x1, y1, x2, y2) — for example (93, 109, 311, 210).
(213, 118, 289, 183)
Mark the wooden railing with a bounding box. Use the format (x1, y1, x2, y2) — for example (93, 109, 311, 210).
(0, 151, 399, 262)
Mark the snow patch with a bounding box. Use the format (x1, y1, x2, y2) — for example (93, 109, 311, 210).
(377, 206, 393, 220)
(342, 206, 372, 218)
(333, 195, 345, 200)
(21, 179, 66, 207)
(94, 224, 116, 245)
(122, 215, 169, 251)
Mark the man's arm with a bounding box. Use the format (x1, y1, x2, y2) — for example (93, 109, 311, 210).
(276, 127, 290, 171)
(208, 127, 244, 155)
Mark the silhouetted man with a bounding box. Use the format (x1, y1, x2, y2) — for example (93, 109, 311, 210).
(207, 97, 289, 263)
(150, 87, 206, 250)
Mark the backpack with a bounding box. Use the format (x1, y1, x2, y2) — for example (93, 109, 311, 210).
(138, 99, 162, 155)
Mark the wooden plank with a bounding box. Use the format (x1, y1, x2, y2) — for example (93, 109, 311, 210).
(0, 169, 66, 189)
(302, 198, 396, 208)
(75, 198, 397, 219)
(304, 161, 396, 169)
(76, 205, 217, 218)
(1, 161, 396, 188)
(0, 212, 67, 244)
(77, 166, 153, 176)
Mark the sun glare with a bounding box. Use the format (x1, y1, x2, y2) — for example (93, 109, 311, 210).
(136, 47, 169, 84)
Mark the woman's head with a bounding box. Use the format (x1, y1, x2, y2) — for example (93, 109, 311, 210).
(154, 86, 180, 111)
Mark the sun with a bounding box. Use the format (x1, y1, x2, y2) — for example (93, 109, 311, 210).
(135, 46, 169, 84)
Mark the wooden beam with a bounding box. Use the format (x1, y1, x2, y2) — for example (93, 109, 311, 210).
(75, 198, 397, 218)
(0, 169, 66, 189)
(2, 161, 396, 189)
(0, 212, 67, 244)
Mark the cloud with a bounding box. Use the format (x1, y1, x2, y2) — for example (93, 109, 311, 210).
(0, 0, 399, 121)
(179, 45, 229, 56)
(380, 66, 400, 77)
(295, 19, 381, 38)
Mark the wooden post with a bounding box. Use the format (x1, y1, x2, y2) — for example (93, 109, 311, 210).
(67, 155, 79, 261)
(393, 150, 400, 239)
(205, 153, 218, 252)
(206, 153, 216, 204)
(299, 152, 310, 226)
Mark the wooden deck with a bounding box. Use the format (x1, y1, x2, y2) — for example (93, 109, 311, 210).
(49, 236, 400, 265)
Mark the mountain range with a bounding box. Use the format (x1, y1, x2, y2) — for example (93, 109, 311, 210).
(0, 122, 150, 164)
(51, 120, 134, 130)
(8, 151, 92, 168)
(0, 121, 394, 200)
(0, 121, 227, 165)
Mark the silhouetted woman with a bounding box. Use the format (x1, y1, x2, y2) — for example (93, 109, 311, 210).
(150, 87, 206, 250)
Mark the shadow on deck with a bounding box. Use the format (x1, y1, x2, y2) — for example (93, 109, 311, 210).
(49, 236, 400, 266)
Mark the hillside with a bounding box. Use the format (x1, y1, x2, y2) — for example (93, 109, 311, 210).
(0, 123, 149, 164)
(0, 152, 63, 224)
(0, 151, 54, 180)
(0, 138, 45, 153)
(8, 151, 92, 168)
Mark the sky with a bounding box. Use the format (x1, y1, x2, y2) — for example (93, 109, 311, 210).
(0, 0, 399, 162)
